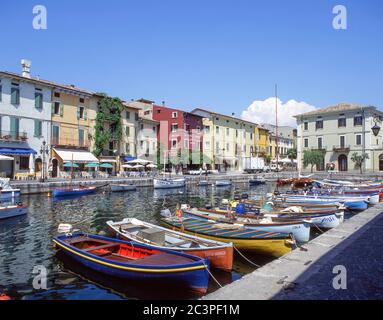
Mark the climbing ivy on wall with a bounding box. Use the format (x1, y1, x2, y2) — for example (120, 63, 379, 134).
(93, 94, 123, 157)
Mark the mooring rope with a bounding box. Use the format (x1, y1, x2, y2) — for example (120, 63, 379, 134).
(233, 245, 261, 268)
(202, 262, 223, 288)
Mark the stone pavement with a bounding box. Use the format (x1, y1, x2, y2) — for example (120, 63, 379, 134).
(203, 203, 383, 300)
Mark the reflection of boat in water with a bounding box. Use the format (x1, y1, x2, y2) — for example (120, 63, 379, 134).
(215, 180, 232, 187)
(153, 188, 185, 199)
(110, 184, 137, 192)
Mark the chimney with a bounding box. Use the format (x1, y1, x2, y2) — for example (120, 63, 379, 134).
(21, 59, 32, 78)
(162, 101, 165, 107)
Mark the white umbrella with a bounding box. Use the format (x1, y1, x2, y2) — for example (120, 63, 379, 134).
(0, 155, 14, 161)
(132, 164, 144, 169)
(122, 164, 133, 168)
(146, 164, 157, 168)
(127, 159, 151, 165)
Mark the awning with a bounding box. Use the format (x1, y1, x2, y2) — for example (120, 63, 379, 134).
(100, 159, 117, 163)
(123, 156, 136, 162)
(53, 148, 99, 163)
(0, 147, 37, 155)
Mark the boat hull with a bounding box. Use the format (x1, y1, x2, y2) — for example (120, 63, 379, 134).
(0, 205, 28, 220)
(53, 187, 96, 197)
(161, 218, 295, 258)
(54, 233, 209, 293)
(272, 212, 344, 229)
(0, 189, 21, 200)
(153, 178, 186, 189)
(183, 209, 310, 243)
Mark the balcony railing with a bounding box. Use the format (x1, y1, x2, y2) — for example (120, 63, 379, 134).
(333, 145, 350, 152)
(0, 131, 28, 142)
(52, 137, 90, 149)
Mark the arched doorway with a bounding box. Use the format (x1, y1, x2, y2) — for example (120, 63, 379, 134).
(35, 158, 43, 177)
(338, 154, 348, 172)
(379, 154, 383, 171)
(52, 158, 59, 178)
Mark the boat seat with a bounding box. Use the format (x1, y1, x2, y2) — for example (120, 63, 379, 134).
(167, 240, 191, 247)
(136, 252, 194, 266)
(83, 243, 119, 252)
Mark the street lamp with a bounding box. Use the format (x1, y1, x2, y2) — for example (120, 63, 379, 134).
(40, 141, 49, 182)
(372, 123, 381, 137)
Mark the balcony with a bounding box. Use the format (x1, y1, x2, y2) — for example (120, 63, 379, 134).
(333, 145, 350, 153)
(0, 131, 28, 143)
(52, 137, 90, 150)
(311, 148, 326, 153)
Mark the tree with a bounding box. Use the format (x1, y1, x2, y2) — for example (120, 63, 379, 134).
(264, 154, 272, 165)
(351, 152, 369, 174)
(303, 150, 324, 173)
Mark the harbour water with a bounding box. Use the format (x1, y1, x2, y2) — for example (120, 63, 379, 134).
(0, 182, 280, 300)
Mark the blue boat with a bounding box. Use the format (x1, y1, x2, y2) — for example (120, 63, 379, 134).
(52, 186, 96, 197)
(53, 233, 210, 293)
(0, 188, 21, 200)
(0, 204, 28, 220)
(249, 178, 266, 186)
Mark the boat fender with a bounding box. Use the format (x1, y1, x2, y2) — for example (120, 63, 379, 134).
(180, 204, 189, 210)
(222, 199, 229, 205)
(241, 193, 249, 199)
(57, 223, 73, 234)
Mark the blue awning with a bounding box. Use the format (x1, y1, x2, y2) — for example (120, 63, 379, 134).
(0, 147, 37, 155)
(123, 156, 136, 162)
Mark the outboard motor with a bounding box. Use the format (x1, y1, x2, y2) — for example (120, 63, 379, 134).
(234, 195, 241, 201)
(160, 208, 173, 218)
(241, 193, 249, 199)
(205, 203, 213, 210)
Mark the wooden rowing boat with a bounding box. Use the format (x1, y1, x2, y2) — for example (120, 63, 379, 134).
(107, 218, 233, 272)
(0, 203, 28, 220)
(53, 186, 96, 197)
(53, 233, 210, 293)
(182, 208, 311, 243)
(161, 217, 296, 257)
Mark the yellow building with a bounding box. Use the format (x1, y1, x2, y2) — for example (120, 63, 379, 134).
(50, 86, 99, 178)
(254, 126, 270, 157)
(191, 108, 256, 171)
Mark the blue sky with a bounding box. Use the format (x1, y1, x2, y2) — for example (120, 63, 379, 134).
(1, 0, 382, 121)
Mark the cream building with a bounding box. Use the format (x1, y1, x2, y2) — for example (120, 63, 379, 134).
(191, 108, 256, 171)
(295, 103, 383, 173)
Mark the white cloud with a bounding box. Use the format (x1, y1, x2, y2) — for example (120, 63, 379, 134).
(241, 98, 317, 127)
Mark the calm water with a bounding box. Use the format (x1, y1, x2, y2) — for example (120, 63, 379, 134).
(0, 182, 278, 300)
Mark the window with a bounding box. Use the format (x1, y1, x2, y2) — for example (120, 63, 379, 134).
(11, 86, 20, 105)
(172, 112, 178, 118)
(153, 126, 156, 133)
(35, 91, 43, 109)
(303, 122, 308, 130)
(52, 125, 60, 144)
(235, 129, 238, 138)
(205, 141, 210, 149)
(171, 124, 178, 133)
(304, 138, 309, 148)
(226, 143, 230, 152)
(79, 129, 85, 146)
(216, 126, 219, 134)
(126, 126, 130, 136)
(356, 134, 362, 146)
(318, 137, 323, 149)
(338, 115, 346, 127)
(54, 92, 60, 98)
(34, 120, 42, 137)
(215, 142, 220, 152)
(10, 117, 19, 139)
(204, 126, 210, 134)
(79, 98, 85, 103)
(125, 143, 130, 154)
(316, 118, 323, 130)
(53, 102, 61, 115)
(340, 135, 345, 147)
(157, 109, 161, 114)
(126, 111, 130, 119)
(77, 106, 85, 119)
(171, 139, 177, 149)
(226, 128, 230, 136)
(0, 82, 2, 102)
(135, 113, 139, 121)
(354, 115, 363, 126)
(250, 133, 253, 140)
(140, 124, 144, 130)
(19, 157, 29, 170)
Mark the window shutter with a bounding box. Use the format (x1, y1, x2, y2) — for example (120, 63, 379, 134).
(77, 107, 80, 119)
(51, 103, 55, 114)
(35, 93, 43, 109)
(0, 85, 2, 102)
(60, 104, 64, 117)
(84, 109, 87, 120)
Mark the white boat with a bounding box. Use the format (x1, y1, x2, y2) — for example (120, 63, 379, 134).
(215, 180, 232, 187)
(198, 180, 210, 186)
(110, 184, 137, 192)
(0, 178, 21, 200)
(153, 178, 186, 189)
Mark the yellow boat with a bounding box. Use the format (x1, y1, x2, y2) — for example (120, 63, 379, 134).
(161, 217, 295, 258)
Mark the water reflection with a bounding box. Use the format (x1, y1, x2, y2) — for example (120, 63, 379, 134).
(0, 182, 276, 300)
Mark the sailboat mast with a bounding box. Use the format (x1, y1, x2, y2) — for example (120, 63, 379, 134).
(275, 84, 279, 188)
